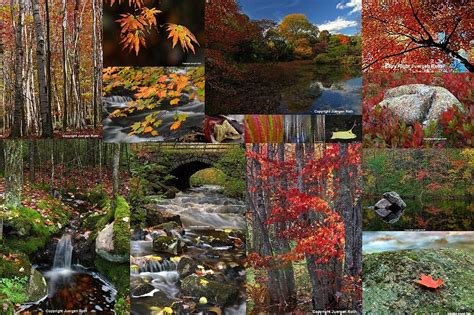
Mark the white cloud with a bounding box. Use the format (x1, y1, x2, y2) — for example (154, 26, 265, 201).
(318, 17, 358, 32)
(336, 0, 362, 14)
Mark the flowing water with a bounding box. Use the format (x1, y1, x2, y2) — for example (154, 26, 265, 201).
(363, 231, 474, 253)
(19, 234, 117, 313)
(53, 234, 73, 270)
(131, 185, 246, 315)
(103, 95, 204, 143)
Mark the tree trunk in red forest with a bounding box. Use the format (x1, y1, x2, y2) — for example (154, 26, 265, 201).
(61, 0, 68, 131)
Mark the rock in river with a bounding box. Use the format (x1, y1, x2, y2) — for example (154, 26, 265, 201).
(152, 235, 186, 255)
(27, 268, 48, 302)
(372, 192, 406, 224)
(177, 256, 198, 278)
(181, 275, 239, 306)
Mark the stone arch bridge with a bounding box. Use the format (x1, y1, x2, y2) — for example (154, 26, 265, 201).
(136, 143, 242, 190)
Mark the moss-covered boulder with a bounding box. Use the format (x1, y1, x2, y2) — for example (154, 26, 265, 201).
(95, 196, 130, 263)
(95, 256, 130, 296)
(152, 236, 186, 255)
(113, 196, 130, 258)
(26, 269, 48, 302)
(181, 275, 239, 306)
(363, 248, 474, 314)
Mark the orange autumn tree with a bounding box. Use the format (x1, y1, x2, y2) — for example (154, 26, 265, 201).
(363, 0, 473, 72)
(107, 0, 199, 56)
(103, 67, 204, 136)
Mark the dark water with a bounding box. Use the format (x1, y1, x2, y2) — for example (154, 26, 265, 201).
(19, 266, 116, 313)
(279, 64, 361, 114)
(103, 95, 204, 143)
(363, 197, 473, 231)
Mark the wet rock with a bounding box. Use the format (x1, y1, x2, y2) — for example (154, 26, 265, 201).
(95, 223, 128, 263)
(181, 275, 239, 306)
(372, 192, 406, 224)
(145, 207, 164, 227)
(132, 226, 146, 241)
(378, 84, 464, 133)
(73, 236, 96, 267)
(177, 256, 198, 278)
(152, 221, 184, 236)
(152, 236, 186, 255)
(363, 248, 474, 314)
(27, 268, 48, 302)
(132, 282, 156, 297)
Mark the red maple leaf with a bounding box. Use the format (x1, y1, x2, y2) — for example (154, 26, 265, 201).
(415, 274, 444, 289)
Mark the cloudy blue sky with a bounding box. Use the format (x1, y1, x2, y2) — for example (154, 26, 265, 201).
(239, 0, 361, 35)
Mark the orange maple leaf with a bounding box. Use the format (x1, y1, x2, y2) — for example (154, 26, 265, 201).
(170, 120, 182, 130)
(166, 24, 199, 54)
(415, 274, 444, 289)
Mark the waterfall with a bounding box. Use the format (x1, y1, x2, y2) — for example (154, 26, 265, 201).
(53, 234, 73, 270)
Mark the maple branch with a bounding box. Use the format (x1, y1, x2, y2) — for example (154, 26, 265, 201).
(444, 17, 461, 46)
(408, 0, 432, 41)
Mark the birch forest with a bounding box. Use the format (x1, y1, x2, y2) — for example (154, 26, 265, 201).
(0, 0, 102, 138)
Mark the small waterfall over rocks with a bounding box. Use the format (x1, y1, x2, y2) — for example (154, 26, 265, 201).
(53, 234, 73, 270)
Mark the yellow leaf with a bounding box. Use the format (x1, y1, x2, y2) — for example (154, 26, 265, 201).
(170, 98, 180, 105)
(199, 297, 208, 304)
(163, 307, 173, 314)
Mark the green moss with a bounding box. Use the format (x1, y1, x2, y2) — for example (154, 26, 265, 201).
(113, 295, 130, 315)
(0, 252, 31, 278)
(112, 196, 130, 257)
(94, 256, 130, 296)
(86, 184, 110, 208)
(363, 248, 474, 314)
(190, 168, 227, 186)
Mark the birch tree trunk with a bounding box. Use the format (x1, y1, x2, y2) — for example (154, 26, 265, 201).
(61, 0, 68, 131)
(11, 0, 25, 138)
(4, 140, 23, 208)
(31, 0, 53, 137)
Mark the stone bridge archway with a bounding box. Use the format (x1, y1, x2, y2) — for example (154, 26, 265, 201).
(168, 155, 221, 190)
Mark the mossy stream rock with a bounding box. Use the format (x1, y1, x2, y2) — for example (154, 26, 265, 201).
(27, 269, 48, 302)
(152, 236, 186, 255)
(181, 275, 239, 306)
(363, 248, 474, 314)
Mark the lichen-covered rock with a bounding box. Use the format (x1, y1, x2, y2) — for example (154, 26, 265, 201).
(378, 84, 464, 132)
(363, 248, 474, 314)
(181, 275, 239, 306)
(27, 269, 48, 302)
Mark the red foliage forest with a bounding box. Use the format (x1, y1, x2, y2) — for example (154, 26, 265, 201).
(247, 143, 362, 313)
(363, 0, 473, 72)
